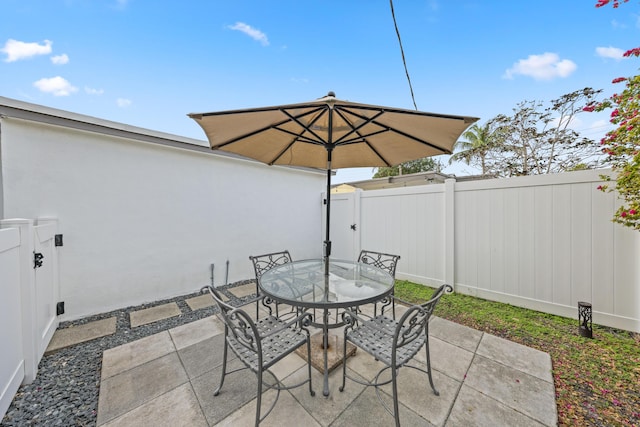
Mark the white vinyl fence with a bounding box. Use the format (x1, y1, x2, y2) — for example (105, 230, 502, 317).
(330, 169, 640, 333)
(0, 219, 60, 418)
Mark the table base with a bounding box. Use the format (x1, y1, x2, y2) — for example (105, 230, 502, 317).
(295, 332, 356, 373)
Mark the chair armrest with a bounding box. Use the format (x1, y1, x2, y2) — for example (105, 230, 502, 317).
(341, 307, 366, 324)
(237, 294, 267, 308)
(341, 308, 396, 337)
(201, 284, 266, 308)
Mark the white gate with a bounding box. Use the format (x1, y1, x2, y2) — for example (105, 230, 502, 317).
(326, 191, 360, 261)
(33, 219, 60, 361)
(0, 218, 60, 391)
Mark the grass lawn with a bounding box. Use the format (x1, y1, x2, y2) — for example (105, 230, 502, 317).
(395, 280, 640, 427)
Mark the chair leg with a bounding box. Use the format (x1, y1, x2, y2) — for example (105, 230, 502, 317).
(424, 335, 439, 396)
(214, 332, 229, 396)
(391, 365, 401, 427)
(339, 332, 348, 392)
(306, 336, 315, 396)
(255, 369, 263, 426)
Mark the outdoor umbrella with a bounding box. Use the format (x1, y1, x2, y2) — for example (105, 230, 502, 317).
(189, 92, 478, 275)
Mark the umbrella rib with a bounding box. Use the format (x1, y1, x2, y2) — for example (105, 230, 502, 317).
(386, 125, 452, 154)
(336, 128, 386, 144)
(272, 127, 324, 145)
(213, 105, 327, 150)
(331, 108, 385, 145)
(281, 107, 329, 144)
(330, 108, 394, 166)
(336, 103, 470, 121)
(362, 141, 393, 167)
(265, 106, 329, 165)
(337, 106, 453, 154)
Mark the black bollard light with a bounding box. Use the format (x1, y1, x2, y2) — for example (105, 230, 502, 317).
(578, 301, 593, 338)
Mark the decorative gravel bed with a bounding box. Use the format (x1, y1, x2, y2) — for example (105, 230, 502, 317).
(0, 281, 252, 427)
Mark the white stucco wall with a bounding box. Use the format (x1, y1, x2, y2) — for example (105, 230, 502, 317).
(0, 108, 325, 320)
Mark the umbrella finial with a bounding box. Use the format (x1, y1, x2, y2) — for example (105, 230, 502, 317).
(327, 91, 335, 97)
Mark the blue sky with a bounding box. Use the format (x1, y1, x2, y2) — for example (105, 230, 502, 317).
(1, 0, 639, 182)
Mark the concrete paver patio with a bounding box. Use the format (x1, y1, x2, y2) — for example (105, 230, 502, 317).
(94, 303, 558, 426)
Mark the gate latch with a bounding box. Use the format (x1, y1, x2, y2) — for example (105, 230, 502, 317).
(34, 252, 44, 269)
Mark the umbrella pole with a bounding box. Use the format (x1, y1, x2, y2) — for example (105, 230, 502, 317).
(322, 148, 332, 396)
(324, 147, 332, 277)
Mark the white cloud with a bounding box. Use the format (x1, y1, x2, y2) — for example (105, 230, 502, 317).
(1, 39, 52, 62)
(503, 52, 576, 81)
(590, 119, 608, 130)
(117, 98, 132, 107)
(51, 53, 69, 65)
(579, 118, 613, 141)
(596, 46, 625, 60)
(551, 114, 582, 130)
(611, 19, 627, 29)
(33, 76, 78, 96)
(109, 0, 129, 9)
(227, 22, 269, 46)
(85, 86, 104, 95)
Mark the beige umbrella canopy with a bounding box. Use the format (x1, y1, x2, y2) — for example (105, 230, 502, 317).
(189, 92, 478, 271)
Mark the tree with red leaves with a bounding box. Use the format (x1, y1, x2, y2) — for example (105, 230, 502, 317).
(596, 0, 629, 8)
(587, 0, 640, 229)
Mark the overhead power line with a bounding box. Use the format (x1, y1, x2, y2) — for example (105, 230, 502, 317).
(389, 0, 418, 111)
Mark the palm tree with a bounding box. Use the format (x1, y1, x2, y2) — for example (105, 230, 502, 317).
(449, 122, 499, 175)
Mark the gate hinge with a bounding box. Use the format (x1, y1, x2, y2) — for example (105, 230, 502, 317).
(55, 234, 63, 247)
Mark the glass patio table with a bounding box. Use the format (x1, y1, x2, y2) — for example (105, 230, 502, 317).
(258, 258, 394, 397)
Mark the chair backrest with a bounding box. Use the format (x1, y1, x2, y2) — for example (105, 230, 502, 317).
(206, 286, 261, 356)
(358, 250, 400, 277)
(250, 250, 293, 279)
(394, 284, 452, 349)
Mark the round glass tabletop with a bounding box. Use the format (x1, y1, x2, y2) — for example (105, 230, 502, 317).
(258, 259, 394, 309)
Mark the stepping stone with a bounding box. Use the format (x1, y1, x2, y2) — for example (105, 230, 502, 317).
(227, 283, 256, 298)
(46, 317, 116, 353)
(130, 302, 181, 328)
(185, 293, 226, 311)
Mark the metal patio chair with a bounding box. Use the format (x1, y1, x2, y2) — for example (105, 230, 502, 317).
(250, 250, 293, 319)
(339, 284, 452, 427)
(204, 285, 315, 426)
(358, 250, 401, 318)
